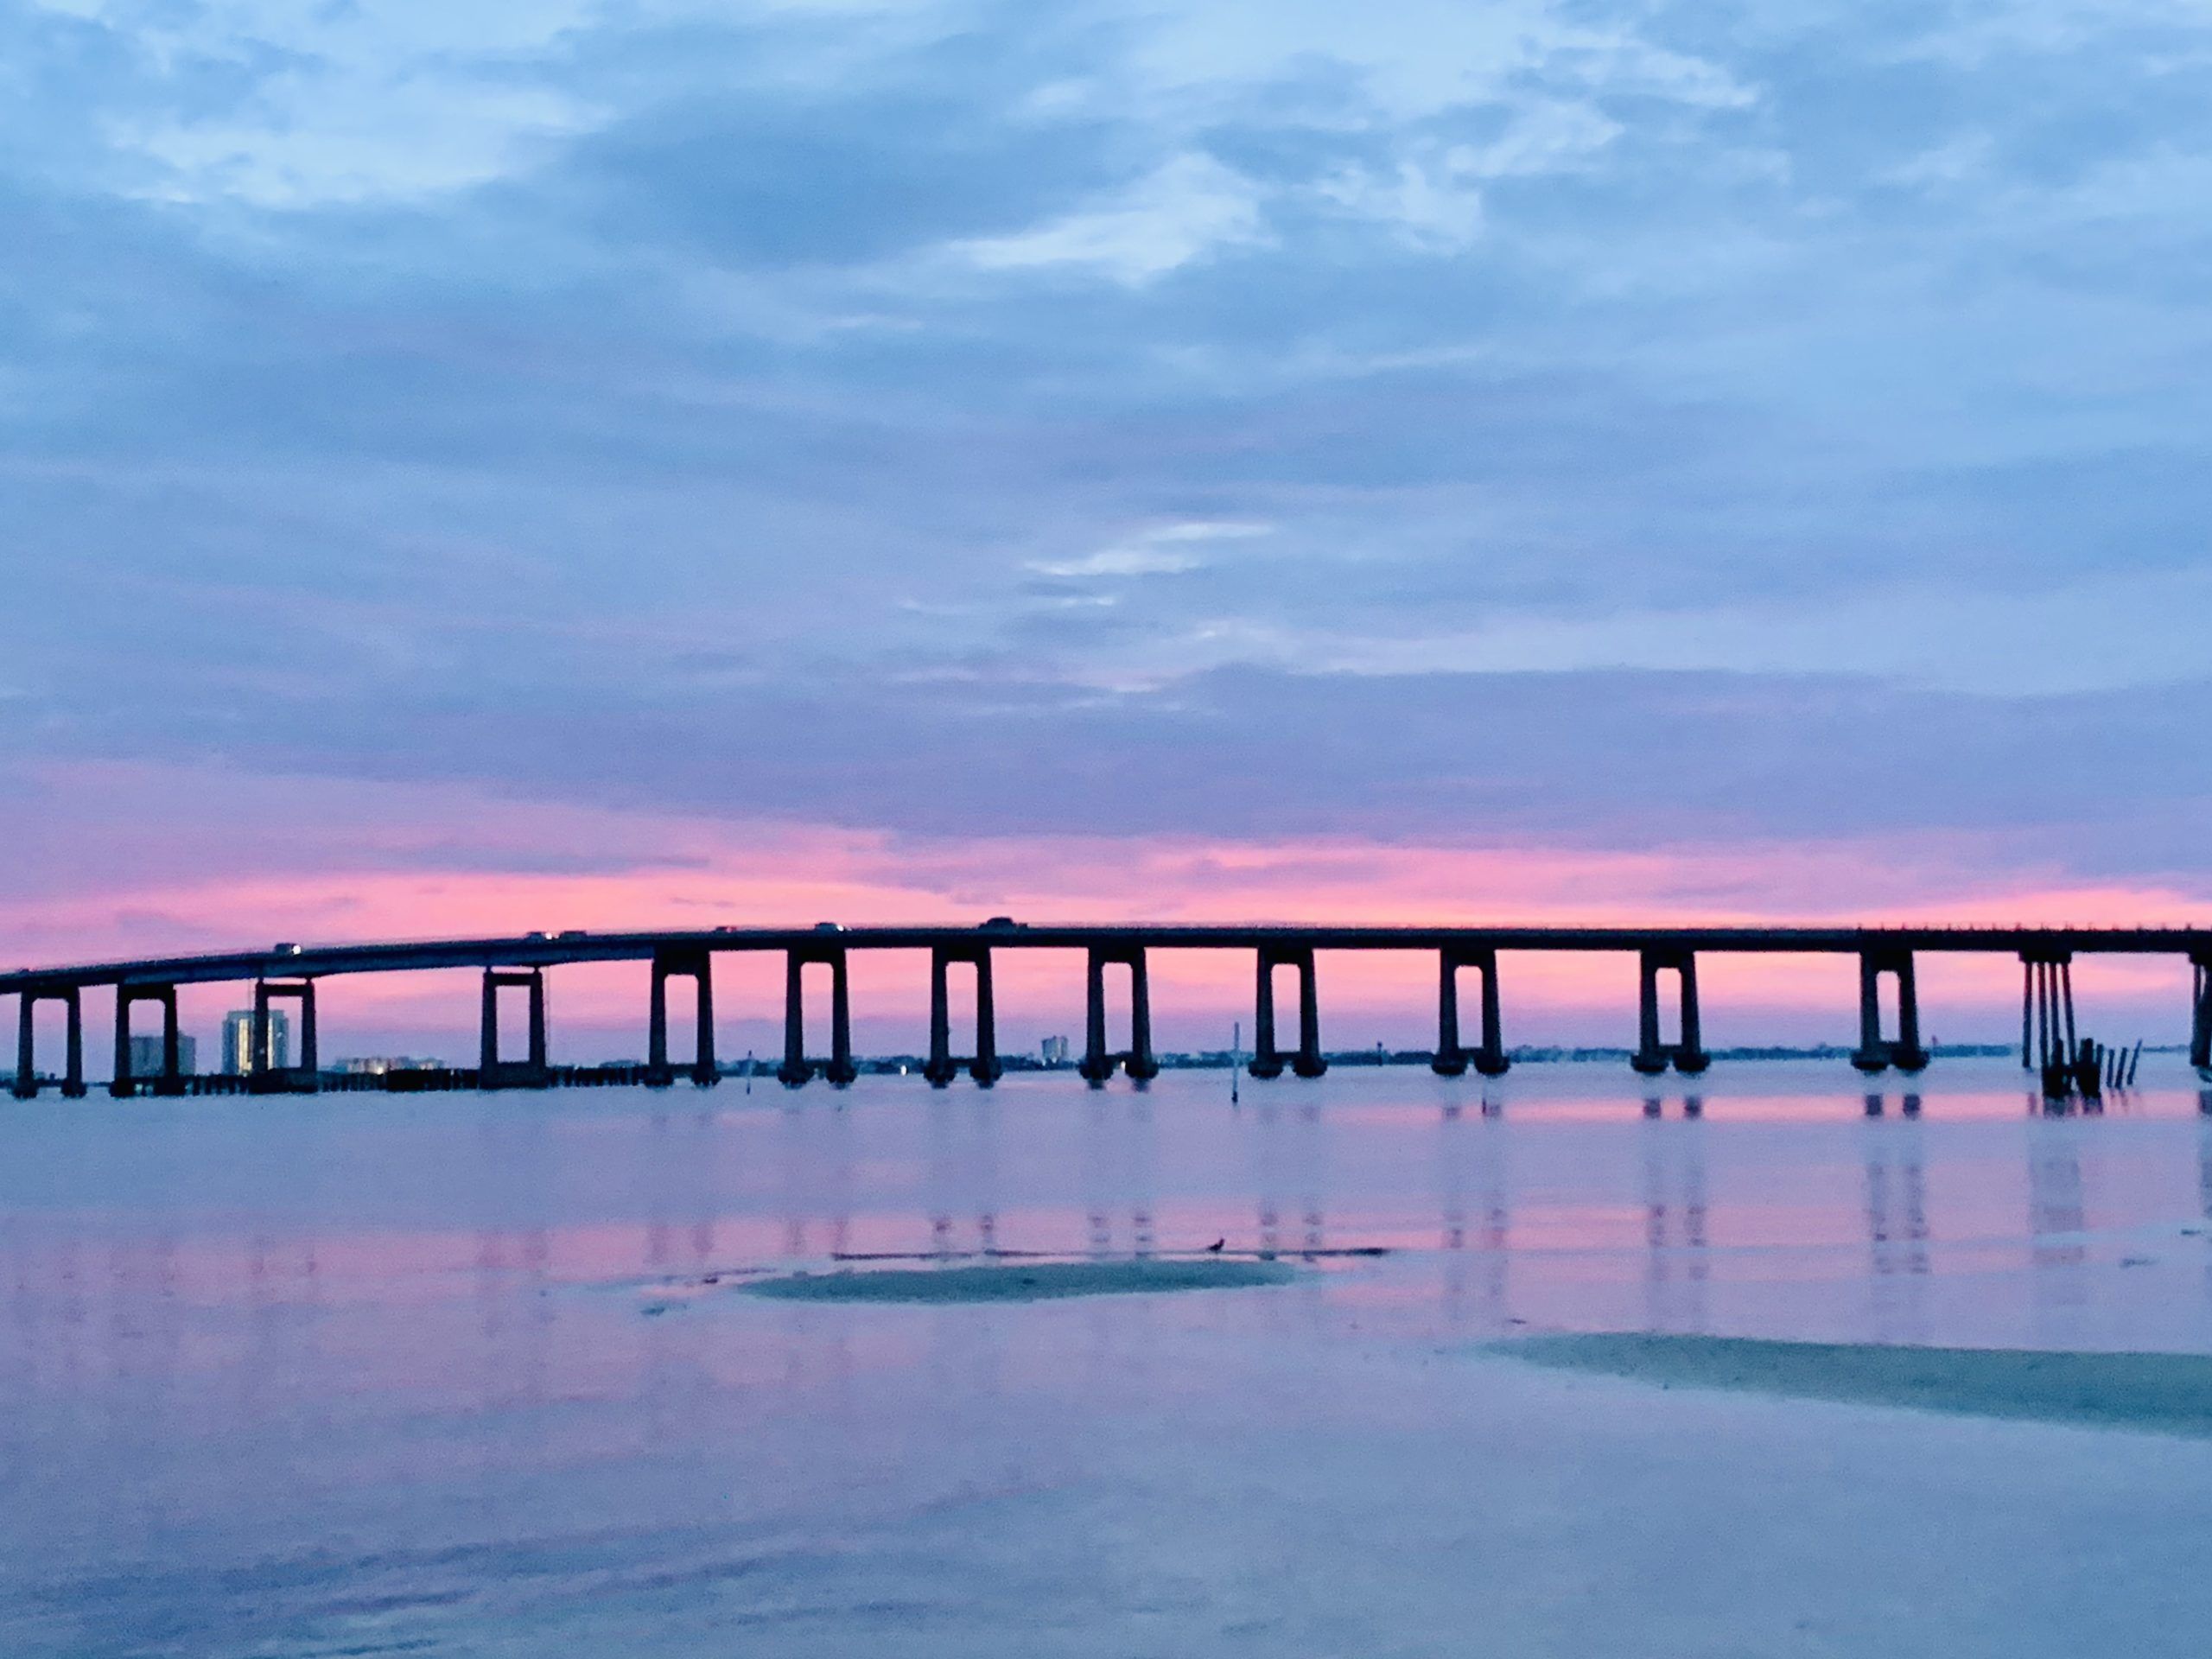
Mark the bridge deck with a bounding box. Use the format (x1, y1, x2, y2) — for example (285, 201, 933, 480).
(4, 924, 2210, 993)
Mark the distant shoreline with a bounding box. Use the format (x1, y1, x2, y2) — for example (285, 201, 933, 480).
(12, 1043, 2194, 1091)
(717, 1040, 2174, 1079)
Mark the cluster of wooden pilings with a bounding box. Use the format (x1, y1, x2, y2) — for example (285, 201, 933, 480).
(2021, 954, 2156, 1102)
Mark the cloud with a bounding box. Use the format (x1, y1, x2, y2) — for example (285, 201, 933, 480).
(950, 152, 1269, 282)
(127, 79, 596, 208)
(1028, 518, 1268, 576)
(1118, 0, 1750, 120)
(10, 0, 2212, 969)
(1318, 152, 1487, 250)
(41, 0, 605, 206)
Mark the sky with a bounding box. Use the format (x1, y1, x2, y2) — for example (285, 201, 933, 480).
(6, 0, 2212, 1052)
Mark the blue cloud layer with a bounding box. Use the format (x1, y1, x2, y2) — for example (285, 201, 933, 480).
(5, 0, 2210, 897)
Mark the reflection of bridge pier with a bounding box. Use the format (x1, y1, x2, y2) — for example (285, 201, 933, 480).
(1249, 1090, 1329, 1257)
(2027, 1125, 2087, 1268)
(1862, 1112, 1929, 1269)
(1863, 1104, 1931, 1341)
(1435, 1096, 1513, 1327)
(1640, 1116, 1710, 1332)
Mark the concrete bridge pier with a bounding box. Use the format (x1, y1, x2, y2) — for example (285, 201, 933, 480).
(480, 969, 550, 1090)
(1633, 948, 1709, 1076)
(1249, 945, 1325, 1079)
(253, 978, 319, 1092)
(111, 984, 183, 1098)
(1432, 947, 1508, 1077)
(647, 947, 717, 1088)
(779, 947, 856, 1088)
(14, 988, 85, 1098)
(1080, 946, 1158, 1085)
(2021, 954, 2076, 1076)
(925, 945, 1000, 1088)
(2192, 954, 2212, 1076)
(1852, 949, 1929, 1075)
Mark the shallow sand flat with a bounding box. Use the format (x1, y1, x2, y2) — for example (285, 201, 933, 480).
(745, 1257, 1298, 1302)
(1500, 1332, 2212, 1433)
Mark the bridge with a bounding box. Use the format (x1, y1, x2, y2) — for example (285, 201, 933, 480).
(4, 923, 2210, 1097)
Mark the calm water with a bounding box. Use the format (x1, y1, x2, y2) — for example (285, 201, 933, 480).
(7, 1058, 2212, 1656)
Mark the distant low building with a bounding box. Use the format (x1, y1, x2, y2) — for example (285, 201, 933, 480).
(1040, 1034, 1071, 1066)
(334, 1056, 442, 1075)
(126, 1033, 198, 1077)
(220, 1009, 289, 1075)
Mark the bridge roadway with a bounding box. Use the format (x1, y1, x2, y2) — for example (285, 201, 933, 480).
(5, 923, 2211, 1096)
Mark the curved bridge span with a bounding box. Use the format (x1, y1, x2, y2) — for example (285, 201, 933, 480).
(6, 923, 2211, 1097)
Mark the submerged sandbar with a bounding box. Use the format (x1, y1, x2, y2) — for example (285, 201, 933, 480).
(1500, 1333, 2212, 1435)
(745, 1257, 1296, 1304)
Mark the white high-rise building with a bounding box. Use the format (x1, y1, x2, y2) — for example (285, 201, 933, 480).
(221, 1010, 289, 1075)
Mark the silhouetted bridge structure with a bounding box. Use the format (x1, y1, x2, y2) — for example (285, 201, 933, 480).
(4, 924, 2210, 1098)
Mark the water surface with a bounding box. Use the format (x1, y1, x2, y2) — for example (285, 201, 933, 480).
(7, 1058, 2212, 1656)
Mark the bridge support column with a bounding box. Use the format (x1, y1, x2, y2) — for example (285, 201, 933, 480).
(480, 969, 550, 1090)
(2021, 953, 2076, 1083)
(1079, 945, 1157, 1085)
(2192, 954, 2212, 1077)
(925, 945, 1000, 1088)
(14, 988, 85, 1098)
(252, 979, 319, 1092)
(779, 947, 855, 1088)
(111, 984, 183, 1098)
(1633, 948, 1708, 1076)
(647, 947, 717, 1088)
(1432, 947, 1508, 1077)
(1249, 945, 1326, 1079)
(1852, 949, 1929, 1074)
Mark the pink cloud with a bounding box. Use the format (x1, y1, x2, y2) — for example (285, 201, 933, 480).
(8, 760, 2206, 1053)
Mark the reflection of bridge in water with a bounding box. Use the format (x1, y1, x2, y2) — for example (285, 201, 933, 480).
(6, 923, 2211, 1097)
